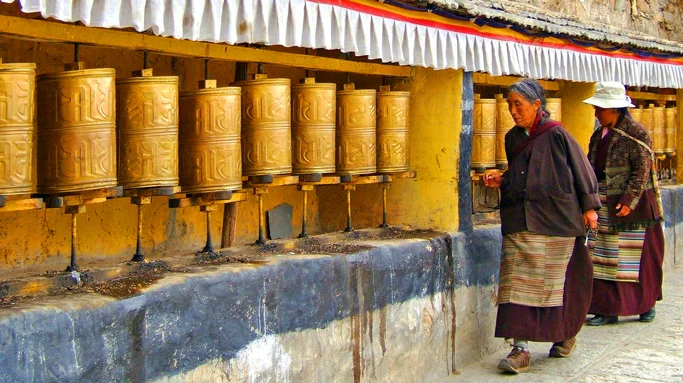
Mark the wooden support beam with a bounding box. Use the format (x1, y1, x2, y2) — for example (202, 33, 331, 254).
(627, 91, 677, 102)
(169, 191, 246, 209)
(473, 72, 559, 91)
(0, 15, 411, 77)
(0, 197, 43, 213)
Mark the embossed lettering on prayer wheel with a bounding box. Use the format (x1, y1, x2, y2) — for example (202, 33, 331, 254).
(178, 82, 242, 193)
(116, 73, 179, 189)
(642, 105, 655, 142)
(376, 86, 410, 173)
(336, 85, 376, 175)
(37, 68, 117, 193)
(471, 96, 496, 170)
(495, 94, 514, 169)
(0, 63, 36, 195)
(291, 79, 336, 174)
(630, 106, 643, 123)
(665, 107, 677, 154)
(237, 76, 292, 176)
(546, 98, 562, 122)
(653, 105, 666, 155)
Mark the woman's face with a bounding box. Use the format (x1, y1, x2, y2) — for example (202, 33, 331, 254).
(507, 92, 541, 130)
(594, 106, 619, 127)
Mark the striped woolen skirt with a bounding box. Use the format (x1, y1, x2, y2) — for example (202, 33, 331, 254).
(588, 183, 645, 282)
(495, 234, 593, 342)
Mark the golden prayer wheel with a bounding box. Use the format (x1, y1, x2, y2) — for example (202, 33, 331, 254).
(546, 98, 562, 122)
(495, 94, 514, 169)
(641, 105, 655, 142)
(653, 105, 666, 155)
(178, 80, 242, 193)
(291, 78, 336, 174)
(116, 69, 179, 189)
(0, 61, 36, 196)
(376, 85, 410, 173)
(471, 95, 496, 171)
(630, 106, 643, 123)
(37, 64, 117, 193)
(665, 107, 677, 154)
(336, 83, 376, 175)
(236, 74, 292, 177)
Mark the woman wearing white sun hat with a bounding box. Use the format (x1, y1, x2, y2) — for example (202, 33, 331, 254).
(583, 81, 664, 326)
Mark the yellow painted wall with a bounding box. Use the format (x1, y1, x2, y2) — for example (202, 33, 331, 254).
(318, 68, 463, 232)
(557, 81, 596, 152)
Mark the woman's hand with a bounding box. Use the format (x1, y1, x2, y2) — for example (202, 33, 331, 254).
(483, 172, 503, 189)
(615, 204, 632, 217)
(583, 209, 598, 230)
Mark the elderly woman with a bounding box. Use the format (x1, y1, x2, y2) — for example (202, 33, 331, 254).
(583, 82, 664, 326)
(484, 79, 600, 374)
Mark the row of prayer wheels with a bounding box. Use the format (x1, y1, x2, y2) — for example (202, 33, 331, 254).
(0, 62, 411, 197)
(630, 104, 678, 155)
(471, 93, 562, 171)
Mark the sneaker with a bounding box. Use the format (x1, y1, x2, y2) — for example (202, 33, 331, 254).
(498, 347, 531, 374)
(639, 307, 656, 322)
(549, 336, 576, 358)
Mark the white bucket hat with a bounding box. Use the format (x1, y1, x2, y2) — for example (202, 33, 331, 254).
(583, 81, 635, 108)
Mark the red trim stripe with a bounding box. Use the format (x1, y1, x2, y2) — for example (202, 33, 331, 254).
(308, 0, 683, 66)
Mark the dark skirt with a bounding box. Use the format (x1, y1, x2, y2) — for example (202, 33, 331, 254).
(589, 223, 664, 316)
(495, 237, 593, 342)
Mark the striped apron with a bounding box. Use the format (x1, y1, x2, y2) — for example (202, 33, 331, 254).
(588, 182, 645, 283)
(497, 231, 575, 307)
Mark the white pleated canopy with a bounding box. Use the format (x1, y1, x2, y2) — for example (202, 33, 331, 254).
(4, 0, 683, 88)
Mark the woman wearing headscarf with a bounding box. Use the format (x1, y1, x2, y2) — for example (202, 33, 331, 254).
(484, 78, 600, 374)
(583, 82, 664, 326)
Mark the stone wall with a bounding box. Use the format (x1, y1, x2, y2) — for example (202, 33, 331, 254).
(0, 227, 503, 383)
(534, 0, 682, 42)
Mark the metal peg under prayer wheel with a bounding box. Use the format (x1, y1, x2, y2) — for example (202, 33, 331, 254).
(0, 60, 36, 196)
(630, 105, 643, 123)
(642, 104, 655, 142)
(653, 105, 666, 156)
(546, 98, 562, 122)
(376, 85, 410, 229)
(236, 73, 291, 244)
(291, 77, 336, 238)
(37, 64, 117, 193)
(471, 94, 496, 173)
(179, 79, 242, 253)
(117, 68, 179, 262)
(337, 83, 376, 232)
(37, 61, 118, 271)
(495, 94, 514, 170)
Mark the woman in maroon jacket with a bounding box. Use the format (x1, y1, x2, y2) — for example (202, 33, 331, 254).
(485, 78, 600, 374)
(583, 82, 664, 326)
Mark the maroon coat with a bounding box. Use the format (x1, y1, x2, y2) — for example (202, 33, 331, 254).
(500, 123, 601, 237)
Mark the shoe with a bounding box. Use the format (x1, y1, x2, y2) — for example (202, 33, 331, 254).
(549, 336, 576, 358)
(498, 347, 531, 374)
(639, 307, 656, 322)
(586, 315, 618, 326)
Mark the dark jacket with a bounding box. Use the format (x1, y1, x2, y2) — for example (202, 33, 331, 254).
(587, 114, 661, 231)
(500, 122, 601, 237)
